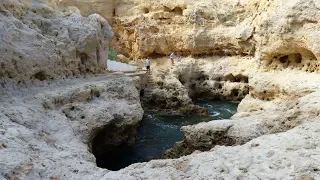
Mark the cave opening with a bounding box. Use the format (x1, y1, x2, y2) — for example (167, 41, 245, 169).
(142, 7, 150, 14)
(92, 121, 138, 171)
(33, 71, 47, 81)
(172, 7, 183, 15)
(92, 100, 239, 171)
(148, 51, 164, 59)
(279, 55, 288, 63)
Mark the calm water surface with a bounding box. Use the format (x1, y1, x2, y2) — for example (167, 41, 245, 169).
(101, 100, 238, 171)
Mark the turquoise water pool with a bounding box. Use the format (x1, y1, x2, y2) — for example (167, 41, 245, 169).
(97, 100, 238, 171)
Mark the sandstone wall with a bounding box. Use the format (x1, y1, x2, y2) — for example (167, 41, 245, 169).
(2, 0, 320, 179)
(112, 0, 320, 63)
(56, 0, 117, 23)
(113, 0, 255, 58)
(0, 0, 113, 89)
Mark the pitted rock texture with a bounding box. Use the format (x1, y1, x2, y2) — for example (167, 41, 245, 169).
(143, 66, 208, 115)
(55, 0, 116, 23)
(0, 75, 143, 180)
(2, 0, 320, 179)
(254, 0, 320, 69)
(164, 68, 320, 158)
(142, 56, 253, 116)
(110, 0, 320, 64)
(105, 122, 320, 180)
(0, 0, 113, 89)
(172, 56, 253, 102)
(113, 0, 255, 58)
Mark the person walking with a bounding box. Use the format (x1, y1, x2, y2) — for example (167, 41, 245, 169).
(170, 52, 175, 65)
(145, 57, 151, 73)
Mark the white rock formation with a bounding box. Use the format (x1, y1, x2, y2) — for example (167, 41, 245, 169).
(0, 0, 113, 89)
(0, 0, 144, 179)
(0, 75, 143, 179)
(1, 0, 320, 179)
(105, 122, 320, 179)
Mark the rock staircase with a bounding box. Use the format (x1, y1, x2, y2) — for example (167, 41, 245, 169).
(141, 73, 156, 102)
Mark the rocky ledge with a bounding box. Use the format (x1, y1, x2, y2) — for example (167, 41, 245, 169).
(1, 0, 320, 179)
(0, 75, 143, 179)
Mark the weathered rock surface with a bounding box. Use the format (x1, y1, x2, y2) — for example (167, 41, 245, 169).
(140, 56, 252, 115)
(105, 122, 320, 179)
(113, 0, 255, 58)
(0, 75, 143, 179)
(0, 0, 144, 179)
(2, 0, 320, 179)
(55, 0, 116, 23)
(112, 0, 320, 66)
(172, 56, 253, 102)
(0, 0, 113, 89)
(143, 66, 208, 115)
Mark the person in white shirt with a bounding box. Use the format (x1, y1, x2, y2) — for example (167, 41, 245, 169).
(146, 57, 151, 73)
(170, 52, 175, 65)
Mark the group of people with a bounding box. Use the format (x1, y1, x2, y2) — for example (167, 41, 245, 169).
(145, 52, 181, 73)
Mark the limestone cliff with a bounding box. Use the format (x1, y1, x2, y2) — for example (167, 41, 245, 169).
(0, 0, 113, 89)
(113, 0, 255, 58)
(55, 0, 117, 23)
(108, 0, 320, 178)
(112, 0, 320, 64)
(0, 75, 143, 179)
(0, 0, 144, 179)
(2, 0, 320, 179)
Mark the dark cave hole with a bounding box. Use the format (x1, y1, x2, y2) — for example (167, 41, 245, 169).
(224, 74, 235, 82)
(33, 71, 47, 81)
(163, 6, 183, 15)
(79, 53, 88, 65)
(92, 122, 138, 171)
(148, 51, 163, 59)
(293, 53, 302, 63)
(279, 55, 288, 63)
(172, 7, 183, 15)
(143, 7, 150, 14)
(140, 89, 145, 97)
(231, 89, 239, 97)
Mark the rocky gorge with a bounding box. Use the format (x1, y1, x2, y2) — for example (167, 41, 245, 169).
(1, 0, 320, 179)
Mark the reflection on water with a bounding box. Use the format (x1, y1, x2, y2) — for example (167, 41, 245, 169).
(100, 100, 238, 171)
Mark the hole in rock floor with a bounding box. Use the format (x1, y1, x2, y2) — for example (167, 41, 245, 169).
(95, 100, 238, 171)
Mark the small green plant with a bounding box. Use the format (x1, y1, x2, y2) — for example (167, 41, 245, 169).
(108, 48, 117, 61)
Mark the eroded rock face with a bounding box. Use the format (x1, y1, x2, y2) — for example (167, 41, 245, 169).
(0, 75, 143, 179)
(144, 66, 208, 115)
(0, 0, 144, 179)
(2, 0, 320, 179)
(164, 68, 320, 159)
(172, 57, 253, 102)
(113, 0, 255, 58)
(0, 0, 113, 89)
(105, 122, 320, 179)
(254, 0, 320, 71)
(112, 0, 320, 66)
(55, 0, 117, 23)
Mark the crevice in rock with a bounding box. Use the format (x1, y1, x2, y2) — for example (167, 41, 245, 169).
(32, 70, 49, 81)
(91, 121, 139, 171)
(142, 7, 150, 14)
(148, 51, 164, 59)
